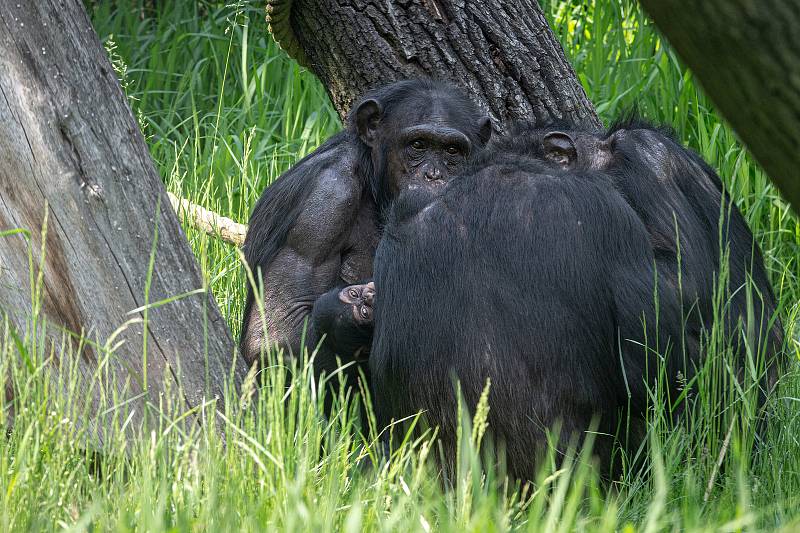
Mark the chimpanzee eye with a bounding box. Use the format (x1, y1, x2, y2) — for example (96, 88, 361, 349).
(446, 145, 460, 155)
(349, 288, 358, 298)
(360, 306, 370, 319)
(411, 139, 426, 150)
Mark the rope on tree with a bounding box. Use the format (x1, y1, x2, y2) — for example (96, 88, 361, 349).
(265, 0, 310, 67)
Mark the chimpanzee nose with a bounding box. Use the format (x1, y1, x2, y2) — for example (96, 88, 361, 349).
(363, 288, 375, 306)
(424, 167, 442, 181)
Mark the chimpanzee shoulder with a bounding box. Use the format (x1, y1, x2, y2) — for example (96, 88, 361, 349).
(242, 131, 358, 272)
(239, 131, 359, 358)
(371, 157, 661, 480)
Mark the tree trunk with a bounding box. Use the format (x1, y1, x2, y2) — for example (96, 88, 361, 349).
(0, 0, 247, 443)
(267, 0, 600, 129)
(639, 0, 800, 212)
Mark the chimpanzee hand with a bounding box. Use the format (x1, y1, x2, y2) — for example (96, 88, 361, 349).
(311, 282, 376, 360)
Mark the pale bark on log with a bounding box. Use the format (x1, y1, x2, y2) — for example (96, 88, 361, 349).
(639, 0, 800, 212)
(168, 193, 247, 247)
(267, 0, 600, 129)
(0, 0, 247, 443)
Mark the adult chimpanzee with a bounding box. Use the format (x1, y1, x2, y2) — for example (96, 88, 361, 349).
(516, 119, 783, 377)
(370, 119, 784, 481)
(240, 80, 492, 387)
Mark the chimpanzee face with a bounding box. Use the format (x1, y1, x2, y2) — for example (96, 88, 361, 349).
(384, 124, 472, 195)
(338, 282, 375, 325)
(355, 95, 491, 199)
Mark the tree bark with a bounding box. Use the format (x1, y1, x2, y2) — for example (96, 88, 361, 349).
(0, 0, 247, 443)
(267, 0, 600, 129)
(639, 0, 800, 212)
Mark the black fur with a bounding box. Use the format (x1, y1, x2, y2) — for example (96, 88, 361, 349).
(371, 119, 784, 481)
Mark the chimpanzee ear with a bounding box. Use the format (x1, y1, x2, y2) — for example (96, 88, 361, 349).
(477, 116, 493, 146)
(355, 99, 383, 146)
(543, 131, 577, 168)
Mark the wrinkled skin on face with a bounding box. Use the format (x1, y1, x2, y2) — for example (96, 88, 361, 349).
(385, 125, 473, 194)
(355, 96, 492, 206)
(338, 281, 375, 325)
(311, 281, 375, 362)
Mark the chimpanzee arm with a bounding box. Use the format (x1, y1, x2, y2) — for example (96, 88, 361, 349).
(243, 167, 366, 364)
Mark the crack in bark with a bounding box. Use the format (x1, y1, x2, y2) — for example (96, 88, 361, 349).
(0, 86, 38, 165)
(286, 0, 598, 128)
(0, 0, 242, 445)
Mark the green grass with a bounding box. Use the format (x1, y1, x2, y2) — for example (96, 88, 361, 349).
(0, 0, 798, 530)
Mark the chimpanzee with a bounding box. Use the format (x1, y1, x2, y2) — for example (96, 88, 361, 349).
(509, 118, 783, 378)
(240, 80, 492, 389)
(370, 119, 784, 480)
